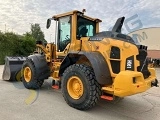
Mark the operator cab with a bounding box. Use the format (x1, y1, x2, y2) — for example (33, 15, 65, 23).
(46, 10, 101, 53)
(57, 15, 97, 52)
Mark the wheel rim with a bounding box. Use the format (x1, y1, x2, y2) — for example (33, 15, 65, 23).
(67, 76, 84, 99)
(24, 67, 32, 82)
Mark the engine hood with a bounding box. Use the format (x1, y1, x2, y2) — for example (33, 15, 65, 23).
(89, 31, 135, 44)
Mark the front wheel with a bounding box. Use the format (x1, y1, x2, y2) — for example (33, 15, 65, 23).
(21, 58, 50, 89)
(61, 64, 101, 110)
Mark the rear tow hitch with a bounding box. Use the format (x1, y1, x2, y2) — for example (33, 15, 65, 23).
(151, 79, 159, 87)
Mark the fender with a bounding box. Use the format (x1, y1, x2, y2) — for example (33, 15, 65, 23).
(27, 54, 50, 80)
(59, 52, 112, 85)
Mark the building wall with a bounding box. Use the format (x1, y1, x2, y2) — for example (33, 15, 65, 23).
(128, 27, 160, 50)
(128, 27, 160, 59)
(147, 50, 160, 59)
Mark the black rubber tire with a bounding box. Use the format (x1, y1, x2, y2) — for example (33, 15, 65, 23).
(61, 64, 101, 110)
(21, 59, 49, 89)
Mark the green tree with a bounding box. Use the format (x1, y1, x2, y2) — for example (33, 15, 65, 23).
(30, 23, 46, 42)
(0, 32, 36, 64)
(15, 32, 36, 56)
(0, 23, 46, 64)
(0, 32, 20, 64)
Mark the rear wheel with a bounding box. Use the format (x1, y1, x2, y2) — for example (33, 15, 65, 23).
(61, 64, 101, 110)
(21, 59, 49, 89)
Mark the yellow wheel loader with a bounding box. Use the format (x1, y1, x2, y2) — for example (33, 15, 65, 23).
(2, 10, 158, 110)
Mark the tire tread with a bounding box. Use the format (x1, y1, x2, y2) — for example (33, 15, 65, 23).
(62, 64, 101, 110)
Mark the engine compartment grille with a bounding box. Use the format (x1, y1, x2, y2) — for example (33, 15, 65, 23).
(136, 45, 150, 79)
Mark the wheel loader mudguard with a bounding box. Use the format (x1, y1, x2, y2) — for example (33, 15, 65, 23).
(2, 56, 27, 81)
(59, 52, 112, 85)
(27, 54, 50, 80)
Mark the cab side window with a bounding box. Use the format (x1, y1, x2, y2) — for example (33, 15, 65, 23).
(77, 16, 96, 38)
(58, 16, 71, 52)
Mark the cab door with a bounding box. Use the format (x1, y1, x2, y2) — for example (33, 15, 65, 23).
(57, 16, 72, 57)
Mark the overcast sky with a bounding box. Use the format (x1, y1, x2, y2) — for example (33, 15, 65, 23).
(0, 0, 160, 42)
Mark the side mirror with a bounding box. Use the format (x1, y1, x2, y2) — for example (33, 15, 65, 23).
(46, 19, 51, 29)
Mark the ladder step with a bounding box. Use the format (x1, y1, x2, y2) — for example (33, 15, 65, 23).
(102, 86, 114, 92)
(101, 95, 113, 101)
(52, 85, 60, 90)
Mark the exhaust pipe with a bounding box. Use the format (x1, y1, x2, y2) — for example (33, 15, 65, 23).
(112, 17, 125, 33)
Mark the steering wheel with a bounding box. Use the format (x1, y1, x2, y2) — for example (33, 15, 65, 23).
(59, 35, 70, 51)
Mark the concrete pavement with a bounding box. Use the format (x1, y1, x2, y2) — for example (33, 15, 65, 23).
(0, 65, 160, 120)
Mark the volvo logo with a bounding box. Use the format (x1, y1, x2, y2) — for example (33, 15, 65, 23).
(125, 56, 134, 70)
(127, 60, 132, 69)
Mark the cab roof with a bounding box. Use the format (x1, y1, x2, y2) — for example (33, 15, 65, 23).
(52, 10, 102, 22)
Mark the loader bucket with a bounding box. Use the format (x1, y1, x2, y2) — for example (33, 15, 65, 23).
(2, 56, 27, 81)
